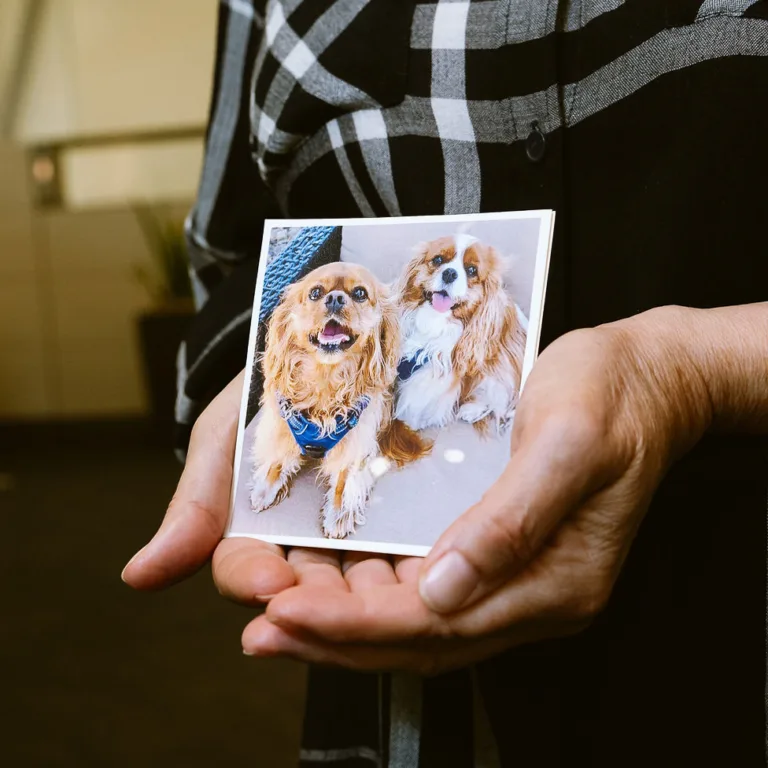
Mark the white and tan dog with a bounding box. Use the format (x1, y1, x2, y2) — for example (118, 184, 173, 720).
(394, 235, 527, 435)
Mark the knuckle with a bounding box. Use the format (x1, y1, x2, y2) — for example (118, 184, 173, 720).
(561, 410, 608, 452)
(184, 495, 222, 537)
(564, 577, 612, 622)
(211, 551, 233, 594)
(189, 411, 210, 444)
(536, 409, 614, 477)
(210, 544, 229, 578)
(562, 326, 595, 347)
(165, 493, 184, 517)
(189, 399, 234, 455)
(482, 511, 534, 565)
(534, 411, 600, 460)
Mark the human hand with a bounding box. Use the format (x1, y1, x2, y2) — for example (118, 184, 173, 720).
(121, 371, 295, 602)
(120, 368, 419, 630)
(240, 308, 714, 673)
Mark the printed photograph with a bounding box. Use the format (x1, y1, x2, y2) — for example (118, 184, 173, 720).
(228, 212, 554, 556)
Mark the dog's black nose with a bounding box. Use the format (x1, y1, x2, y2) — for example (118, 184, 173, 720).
(325, 291, 346, 313)
(442, 268, 458, 285)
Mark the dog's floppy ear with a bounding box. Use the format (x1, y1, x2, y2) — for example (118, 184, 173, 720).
(394, 241, 428, 305)
(479, 244, 506, 290)
(379, 292, 402, 381)
(454, 245, 509, 377)
(262, 284, 299, 391)
(365, 288, 401, 388)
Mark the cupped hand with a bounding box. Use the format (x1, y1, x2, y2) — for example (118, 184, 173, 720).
(121, 371, 295, 602)
(242, 309, 713, 674)
(120, 368, 407, 619)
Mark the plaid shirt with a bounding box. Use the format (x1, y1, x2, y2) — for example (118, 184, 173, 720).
(177, 2, 768, 766)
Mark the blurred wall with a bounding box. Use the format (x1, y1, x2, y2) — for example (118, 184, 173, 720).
(0, 0, 218, 420)
(0, 140, 48, 417)
(0, 2, 28, 128)
(0, 139, 192, 419)
(13, 0, 217, 142)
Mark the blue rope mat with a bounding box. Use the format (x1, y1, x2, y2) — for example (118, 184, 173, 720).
(259, 226, 340, 323)
(246, 225, 342, 425)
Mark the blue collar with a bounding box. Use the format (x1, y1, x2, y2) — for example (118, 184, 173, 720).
(277, 395, 369, 459)
(397, 353, 428, 381)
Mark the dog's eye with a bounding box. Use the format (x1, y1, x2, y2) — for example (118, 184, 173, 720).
(431, 255, 444, 266)
(351, 286, 368, 302)
(466, 265, 478, 278)
(309, 286, 323, 301)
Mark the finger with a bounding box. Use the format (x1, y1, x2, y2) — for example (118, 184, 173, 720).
(393, 556, 422, 585)
(430, 507, 620, 638)
(212, 537, 295, 605)
(342, 552, 398, 591)
(269, 536, 593, 644)
(243, 615, 530, 674)
(242, 615, 429, 672)
(266, 583, 445, 643)
(288, 548, 348, 591)
(418, 408, 617, 614)
(122, 372, 244, 590)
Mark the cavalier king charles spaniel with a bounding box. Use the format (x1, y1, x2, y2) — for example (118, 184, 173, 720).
(394, 235, 527, 434)
(250, 262, 429, 539)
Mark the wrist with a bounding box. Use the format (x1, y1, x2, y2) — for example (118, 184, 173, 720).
(605, 306, 716, 461)
(662, 302, 768, 433)
(609, 301, 768, 444)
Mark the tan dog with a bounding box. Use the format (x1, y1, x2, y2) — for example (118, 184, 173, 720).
(250, 262, 428, 539)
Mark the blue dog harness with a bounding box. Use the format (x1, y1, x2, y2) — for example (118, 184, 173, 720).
(278, 395, 369, 459)
(397, 353, 428, 382)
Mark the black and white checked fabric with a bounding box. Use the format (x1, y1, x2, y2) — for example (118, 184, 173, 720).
(177, 2, 768, 766)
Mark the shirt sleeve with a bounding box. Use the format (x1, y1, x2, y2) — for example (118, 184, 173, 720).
(174, 0, 279, 459)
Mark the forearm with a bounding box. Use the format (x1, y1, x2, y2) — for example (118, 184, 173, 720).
(622, 303, 768, 437)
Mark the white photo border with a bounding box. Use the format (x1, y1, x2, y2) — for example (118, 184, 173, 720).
(226, 209, 556, 557)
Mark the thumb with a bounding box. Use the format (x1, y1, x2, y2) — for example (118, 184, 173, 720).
(418, 414, 613, 613)
(121, 372, 243, 590)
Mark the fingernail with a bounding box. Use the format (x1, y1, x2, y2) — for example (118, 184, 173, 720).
(120, 546, 146, 582)
(243, 648, 255, 657)
(419, 551, 478, 613)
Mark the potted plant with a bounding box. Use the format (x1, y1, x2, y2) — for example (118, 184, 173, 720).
(133, 204, 195, 440)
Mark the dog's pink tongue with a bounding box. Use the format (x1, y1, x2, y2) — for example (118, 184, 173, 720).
(431, 292, 453, 313)
(319, 319, 350, 344)
(319, 331, 347, 342)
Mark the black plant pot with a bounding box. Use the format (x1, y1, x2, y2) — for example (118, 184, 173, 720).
(137, 303, 194, 444)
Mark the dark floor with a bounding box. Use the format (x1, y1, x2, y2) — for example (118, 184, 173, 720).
(0, 422, 306, 767)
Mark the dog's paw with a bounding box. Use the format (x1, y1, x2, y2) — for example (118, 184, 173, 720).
(321, 506, 357, 539)
(458, 401, 491, 424)
(321, 496, 367, 539)
(249, 477, 288, 512)
(498, 409, 516, 434)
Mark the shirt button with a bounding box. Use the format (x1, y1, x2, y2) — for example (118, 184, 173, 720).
(525, 121, 546, 163)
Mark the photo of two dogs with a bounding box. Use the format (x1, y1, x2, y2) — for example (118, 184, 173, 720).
(249, 231, 530, 541)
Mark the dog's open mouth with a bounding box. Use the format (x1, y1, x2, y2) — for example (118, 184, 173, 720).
(424, 290, 459, 314)
(310, 319, 356, 352)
